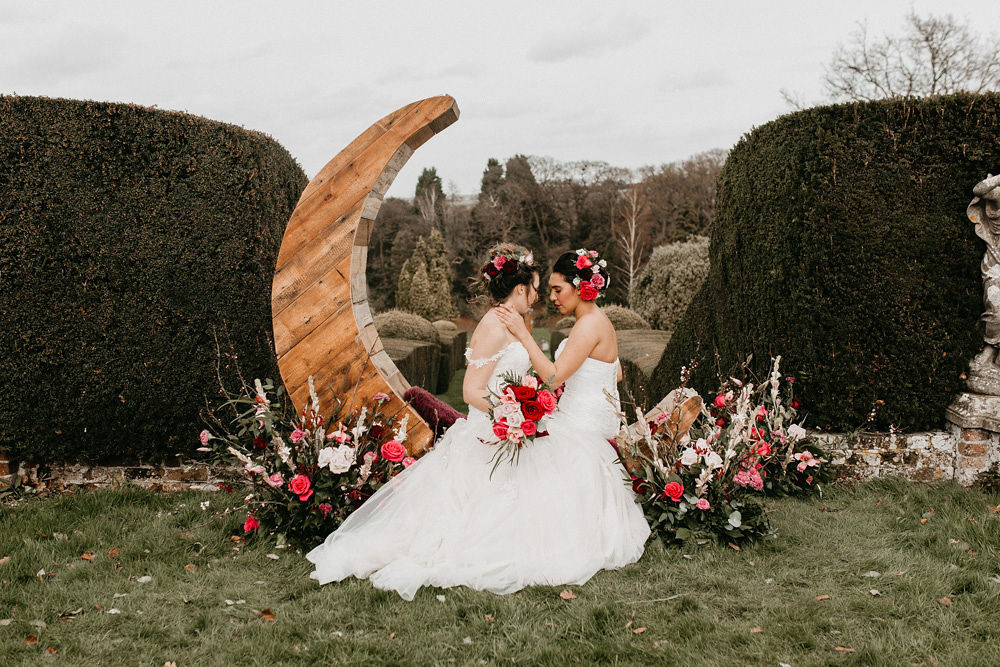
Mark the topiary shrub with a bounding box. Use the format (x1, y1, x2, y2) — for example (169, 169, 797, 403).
(631, 236, 710, 334)
(553, 305, 650, 332)
(432, 320, 459, 334)
(374, 310, 440, 344)
(0, 95, 306, 464)
(651, 93, 999, 432)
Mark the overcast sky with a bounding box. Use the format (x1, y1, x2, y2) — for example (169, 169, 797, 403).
(1, 0, 994, 198)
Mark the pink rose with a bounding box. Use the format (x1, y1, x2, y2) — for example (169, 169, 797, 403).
(493, 418, 510, 439)
(756, 442, 772, 456)
(521, 375, 539, 390)
(663, 482, 684, 502)
(243, 515, 259, 532)
(373, 392, 390, 402)
(402, 456, 416, 467)
(266, 472, 284, 488)
(288, 474, 312, 500)
(290, 429, 306, 444)
(381, 439, 406, 463)
(578, 281, 598, 301)
(535, 390, 557, 414)
(521, 420, 537, 436)
(713, 394, 727, 408)
(576, 254, 593, 269)
(590, 273, 605, 289)
(363, 451, 378, 463)
(199, 429, 210, 445)
(318, 503, 333, 518)
(696, 498, 711, 511)
(492, 256, 506, 270)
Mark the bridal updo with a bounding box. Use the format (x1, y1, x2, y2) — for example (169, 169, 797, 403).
(476, 243, 540, 304)
(552, 248, 610, 301)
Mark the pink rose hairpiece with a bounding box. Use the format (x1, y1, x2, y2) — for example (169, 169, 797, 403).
(483, 249, 535, 282)
(572, 248, 608, 301)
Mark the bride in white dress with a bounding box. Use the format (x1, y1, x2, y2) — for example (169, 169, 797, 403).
(306, 244, 650, 600)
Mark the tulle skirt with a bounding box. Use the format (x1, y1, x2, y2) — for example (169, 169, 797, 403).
(305, 409, 650, 601)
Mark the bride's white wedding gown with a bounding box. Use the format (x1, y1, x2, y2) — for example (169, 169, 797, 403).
(305, 338, 650, 600)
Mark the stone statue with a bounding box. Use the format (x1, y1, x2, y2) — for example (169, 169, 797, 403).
(967, 173, 1000, 395)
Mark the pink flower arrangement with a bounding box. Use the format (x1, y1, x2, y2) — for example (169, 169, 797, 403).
(696, 498, 711, 511)
(266, 472, 284, 488)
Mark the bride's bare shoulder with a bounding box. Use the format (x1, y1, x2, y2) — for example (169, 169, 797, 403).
(468, 310, 509, 353)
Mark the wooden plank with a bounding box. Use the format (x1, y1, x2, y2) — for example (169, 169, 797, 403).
(272, 95, 459, 460)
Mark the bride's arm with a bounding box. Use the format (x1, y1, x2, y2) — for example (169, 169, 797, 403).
(494, 305, 596, 387)
(462, 316, 509, 413)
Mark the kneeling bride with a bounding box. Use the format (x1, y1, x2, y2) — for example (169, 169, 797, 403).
(306, 244, 650, 600)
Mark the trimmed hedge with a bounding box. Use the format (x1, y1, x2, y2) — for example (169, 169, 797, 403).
(652, 93, 998, 431)
(0, 95, 307, 463)
(617, 329, 672, 410)
(374, 310, 440, 344)
(631, 236, 710, 334)
(553, 304, 650, 332)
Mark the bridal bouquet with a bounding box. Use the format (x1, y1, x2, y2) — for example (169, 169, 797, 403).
(199, 376, 413, 550)
(482, 370, 560, 475)
(616, 357, 827, 546)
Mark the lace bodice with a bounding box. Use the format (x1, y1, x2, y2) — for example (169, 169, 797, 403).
(553, 339, 621, 439)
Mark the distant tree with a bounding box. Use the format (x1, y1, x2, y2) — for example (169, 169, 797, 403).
(641, 149, 726, 246)
(824, 10, 1000, 101)
(415, 167, 445, 226)
(480, 158, 504, 198)
(615, 184, 647, 304)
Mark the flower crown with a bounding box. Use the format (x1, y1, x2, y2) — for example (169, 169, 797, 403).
(483, 248, 534, 282)
(572, 248, 608, 301)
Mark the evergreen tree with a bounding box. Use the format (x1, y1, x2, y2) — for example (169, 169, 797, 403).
(480, 158, 504, 198)
(426, 227, 458, 319)
(396, 237, 428, 313)
(408, 260, 433, 320)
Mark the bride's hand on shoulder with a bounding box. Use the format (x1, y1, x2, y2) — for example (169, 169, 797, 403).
(493, 305, 530, 341)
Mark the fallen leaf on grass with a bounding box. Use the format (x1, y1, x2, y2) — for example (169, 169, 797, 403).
(58, 608, 83, 620)
(258, 609, 276, 622)
(920, 518, 928, 524)
(463, 636, 472, 644)
(750, 627, 764, 633)
(0, 619, 12, 626)
(36, 569, 46, 580)
(938, 596, 952, 606)
(869, 589, 880, 596)
(484, 614, 494, 622)
(24, 635, 37, 645)
(545, 621, 555, 627)
(388, 632, 396, 640)
(137, 576, 152, 583)
(80, 552, 95, 561)
(728, 543, 740, 551)
(991, 504, 1000, 513)
(29, 620, 46, 629)
(682, 554, 693, 560)
(46, 646, 57, 654)
(863, 571, 880, 578)
(834, 646, 855, 653)
(815, 595, 831, 601)
(633, 627, 646, 635)
(559, 590, 577, 601)
(436, 595, 446, 602)
(106, 609, 121, 615)
(0, 556, 10, 565)
(266, 554, 279, 560)
(184, 564, 198, 572)
(108, 548, 119, 559)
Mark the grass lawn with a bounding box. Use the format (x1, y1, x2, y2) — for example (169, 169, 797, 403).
(2, 478, 999, 664)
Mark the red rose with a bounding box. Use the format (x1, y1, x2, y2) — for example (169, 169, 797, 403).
(492, 418, 509, 439)
(790, 398, 802, 410)
(536, 389, 557, 414)
(512, 385, 536, 401)
(631, 476, 650, 495)
(716, 417, 728, 427)
(243, 515, 259, 532)
(578, 281, 599, 301)
(253, 435, 266, 450)
(521, 420, 537, 436)
(288, 474, 312, 501)
(486, 264, 500, 277)
(502, 260, 517, 274)
(522, 400, 545, 421)
(756, 442, 772, 456)
(380, 439, 407, 463)
(664, 481, 684, 502)
(576, 254, 593, 269)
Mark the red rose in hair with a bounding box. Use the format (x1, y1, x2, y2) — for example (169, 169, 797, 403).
(486, 264, 500, 277)
(522, 400, 545, 421)
(502, 260, 517, 274)
(512, 385, 536, 401)
(578, 281, 599, 301)
(576, 254, 593, 269)
(521, 420, 537, 436)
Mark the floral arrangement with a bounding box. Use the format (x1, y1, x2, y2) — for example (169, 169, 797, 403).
(573, 248, 609, 301)
(616, 357, 828, 546)
(199, 377, 414, 550)
(482, 369, 560, 475)
(483, 248, 534, 282)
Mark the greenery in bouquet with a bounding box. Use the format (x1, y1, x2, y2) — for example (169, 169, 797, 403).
(619, 357, 827, 547)
(200, 376, 414, 550)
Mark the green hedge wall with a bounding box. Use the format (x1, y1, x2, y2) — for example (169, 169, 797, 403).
(651, 93, 999, 432)
(0, 95, 307, 463)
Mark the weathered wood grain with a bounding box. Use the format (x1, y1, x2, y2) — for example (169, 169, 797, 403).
(271, 96, 460, 456)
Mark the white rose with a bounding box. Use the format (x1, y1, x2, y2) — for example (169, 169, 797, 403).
(703, 451, 723, 470)
(506, 410, 524, 428)
(317, 447, 336, 469)
(327, 445, 355, 474)
(787, 424, 807, 441)
(679, 447, 699, 466)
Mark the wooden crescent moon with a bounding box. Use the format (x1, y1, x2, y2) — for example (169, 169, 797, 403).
(271, 95, 460, 455)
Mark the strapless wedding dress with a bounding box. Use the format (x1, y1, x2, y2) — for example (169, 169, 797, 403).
(305, 339, 650, 600)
